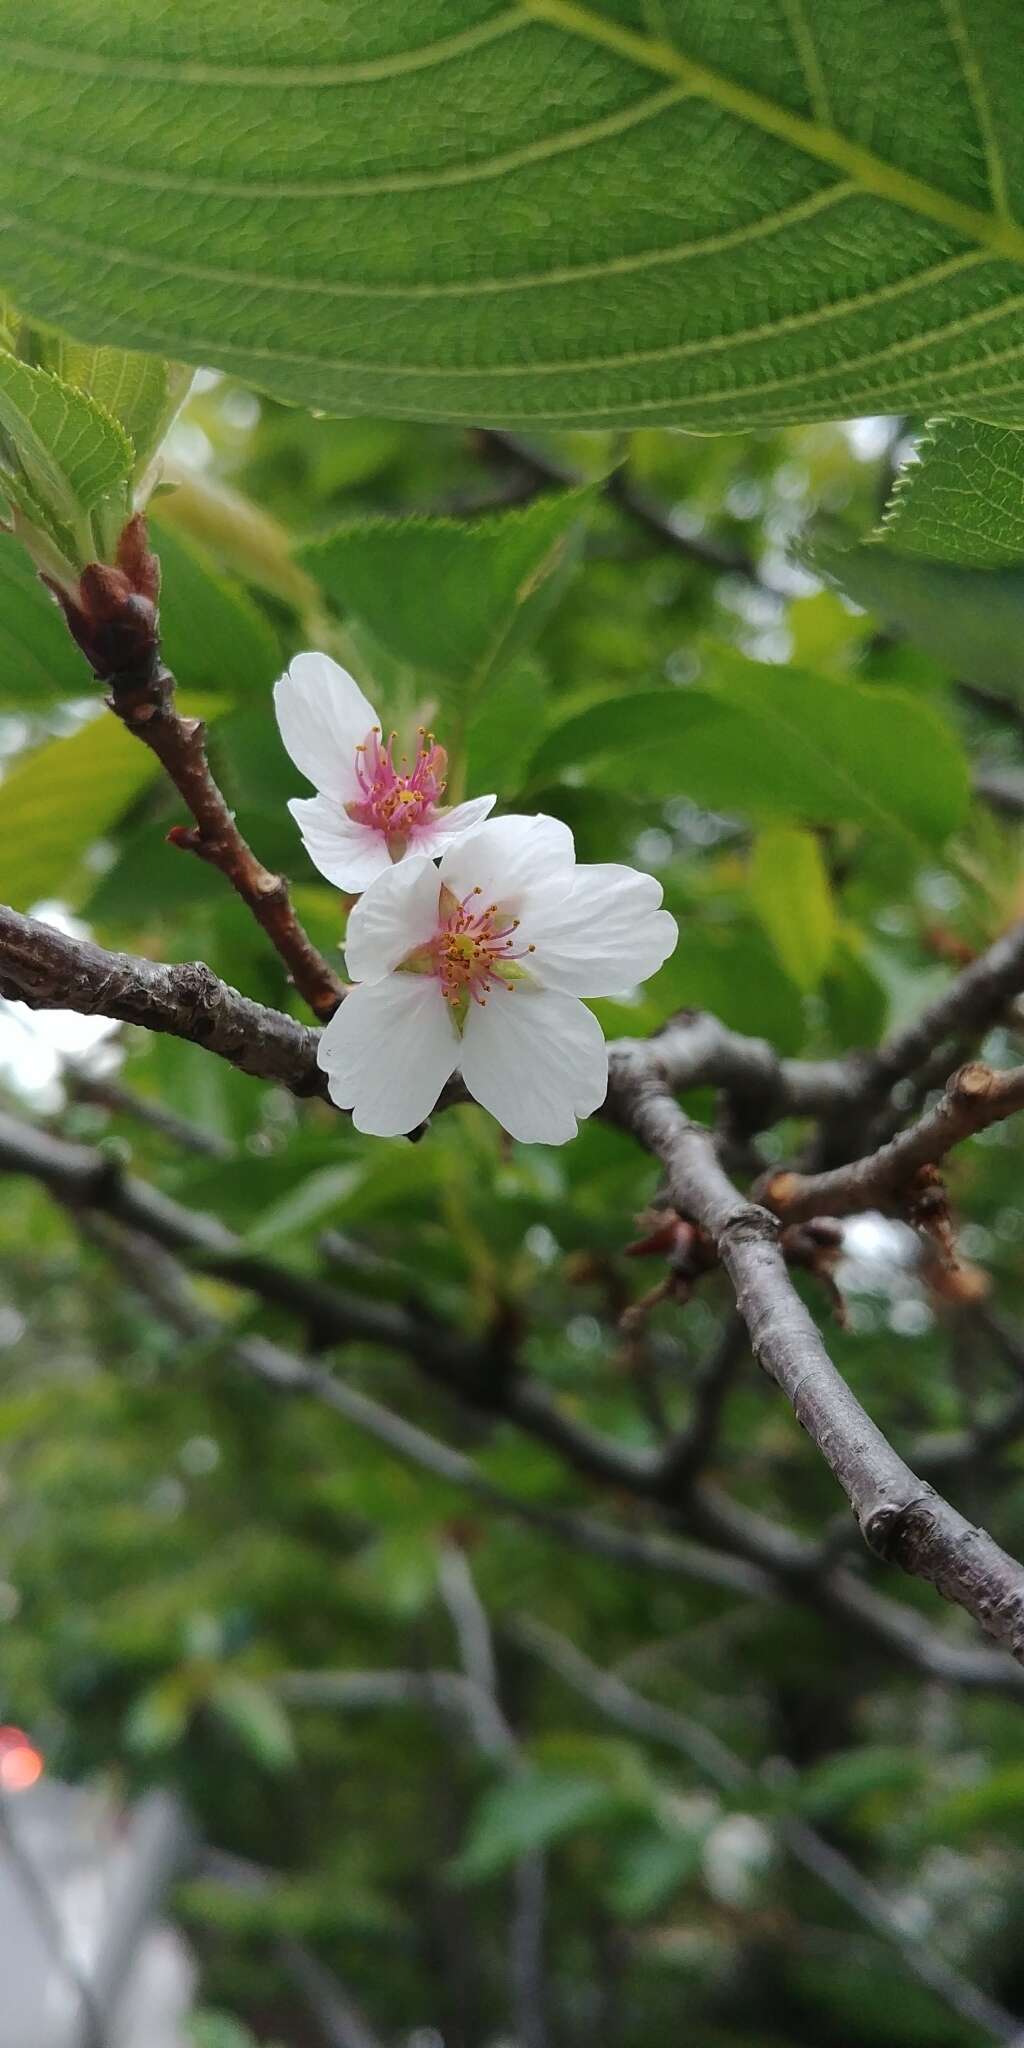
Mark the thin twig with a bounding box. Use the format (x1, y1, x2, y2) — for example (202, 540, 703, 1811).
(63, 1066, 233, 1157)
(439, 1545, 548, 2048)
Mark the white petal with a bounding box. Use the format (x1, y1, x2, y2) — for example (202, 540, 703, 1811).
(344, 857, 442, 984)
(523, 864, 678, 996)
(438, 813, 576, 921)
(317, 977, 459, 1135)
(274, 651, 378, 803)
(289, 796, 391, 892)
(459, 986, 607, 1144)
(413, 793, 496, 856)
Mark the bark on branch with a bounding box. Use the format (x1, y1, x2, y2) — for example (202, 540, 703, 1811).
(607, 1049, 1024, 1666)
(52, 515, 344, 1022)
(0, 904, 329, 1101)
(8, 902, 1024, 1661)
(761, 1061, 1024, 1226)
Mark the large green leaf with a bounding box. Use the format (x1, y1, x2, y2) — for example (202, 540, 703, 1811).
(812, 535, 1024, 700)
(4, 4, 1024, 429)
(465, 654, 550, 796)
(882, 418, 1024, 565)
(301, 494, 585, 709)
(531, 654, 970, 847)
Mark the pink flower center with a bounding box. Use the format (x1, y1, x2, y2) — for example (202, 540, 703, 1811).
(414, 885, 535, 1014)
(346, 726, 447, 850)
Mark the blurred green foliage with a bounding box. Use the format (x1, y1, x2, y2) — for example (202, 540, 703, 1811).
(2, 374, 1024, 2047)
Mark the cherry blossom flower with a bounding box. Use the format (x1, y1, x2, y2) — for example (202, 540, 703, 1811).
(274, 652, 495, 892)
(317, 814, 678, 1143)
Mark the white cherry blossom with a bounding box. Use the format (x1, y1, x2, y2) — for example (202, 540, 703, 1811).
(317, 814, 678, 1143)
(274, 651, 495, 891)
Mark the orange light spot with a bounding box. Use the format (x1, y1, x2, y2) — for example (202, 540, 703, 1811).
(0, 1726, 44, 1792)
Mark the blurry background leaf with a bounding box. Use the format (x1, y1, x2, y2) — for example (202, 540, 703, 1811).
(451, 1771, 621, 1884)
(749, 825, 836, 991)
(1, 693, 218, 908)
(151, 513, 281, 699)
(531, 657, 969, 847)
(211, 1676, 296, 1773)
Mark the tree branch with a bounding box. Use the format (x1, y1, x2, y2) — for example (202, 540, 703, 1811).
(112, 662, 346, 1021)
(607, 1049, 1024, 1665)
(8, 1095, 1024, 1691)
(760, 1061, 1024, 1226)
(9, 904, 1024, 1660)
(0, 905, 330, 1103)
(51, 515, 344, 1021)
(438, 1544, 548, 2048)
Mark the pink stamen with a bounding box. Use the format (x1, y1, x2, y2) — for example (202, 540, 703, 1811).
(426, 887, 535, 1009)
(347, 725, 448, 847)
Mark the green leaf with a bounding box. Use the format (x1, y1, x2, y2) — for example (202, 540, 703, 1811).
(652, 921, 806, 1055)
(348, 1530, 440, 1619)
(6, 4, 1024, 444)
(820, 932, 889, 1049)
(916, 1761, 1024, 1840)
(0, 539, 87, 705)
(0, 693, 219, 908)
(882, 419, 1024, 565)
(244, 1165, 361, 1250)
(532, 654, 969, 847)
(300, 494, 586, 720)
(605, 1826, 705, 1920)
(5, 5, 1024, 436)
(795, 1746, 924, 1822)
(0, 712, 163, 908)
(749, 825, 836, 991)
(0, 353, 132, 562)
(124, 1673, 191, 1754)
(465, 654, 550, 796)
(33, 339, 192, 482)
(150, 513, 281, 699)
(189, 2017, 262, 2048)
(812, 536, 1024, 701)
(211, 1675, 297, 1771)
(451, 1770, 618, 1883)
